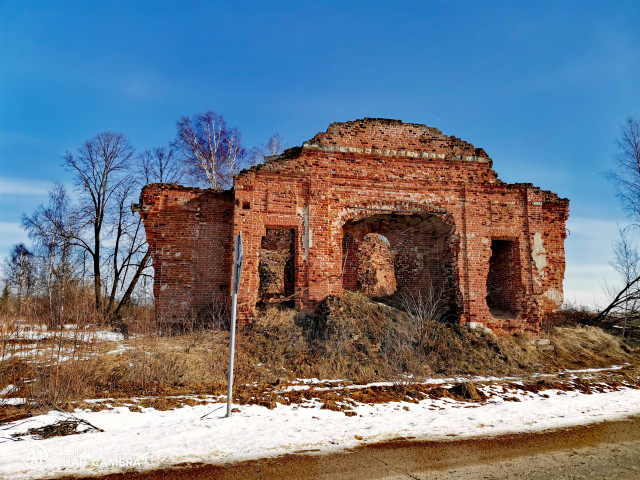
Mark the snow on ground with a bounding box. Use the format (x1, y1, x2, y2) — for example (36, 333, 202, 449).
(7, 323, 125, 343)
(0, 323, 126, 362)
(1, 382, 640, 480)
(17, 324, 123, 342)
(276, 363, 632, 393)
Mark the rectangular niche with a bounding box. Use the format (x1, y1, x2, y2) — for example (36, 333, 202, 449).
(486, 239, 522, 318)
(258, 228, 295, 304)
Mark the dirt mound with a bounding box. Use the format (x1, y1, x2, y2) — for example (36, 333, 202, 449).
(309, 292, 419, 380)
(305, 292, 635, 381)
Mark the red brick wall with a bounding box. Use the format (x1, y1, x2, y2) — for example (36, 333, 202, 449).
(138, 184, 233, 320)
(138, 119, 569, 335)
(306, 118, 487, 157)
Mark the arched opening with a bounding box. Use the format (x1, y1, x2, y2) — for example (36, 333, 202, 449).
(486, 239, 521, 318)
(342, 213, 459, 316)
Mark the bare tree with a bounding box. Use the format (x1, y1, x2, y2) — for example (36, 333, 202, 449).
(174, 111, 245, 190)
(104, 177, 151, 321)
(2, 244, 35, 316)
(141, 146, 184, 184)
(21, 182, 77, 322)
(597, 117, 640, 325)
(64, 132, 133, 314)
(224, 126, 243, 180)
(63, 132, 151, 322)
(609, 116, 640, 226)
(610, 226, 640, 336)
(0, 282, 8, 314)
(611, 226, 640, 284)
(248, 133, 286, 166)
(265, 133, 286, 156)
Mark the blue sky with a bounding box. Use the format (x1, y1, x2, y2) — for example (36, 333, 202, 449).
(1, 1, 639, 307)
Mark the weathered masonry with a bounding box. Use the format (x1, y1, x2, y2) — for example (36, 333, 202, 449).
(137, 118, 569, 335)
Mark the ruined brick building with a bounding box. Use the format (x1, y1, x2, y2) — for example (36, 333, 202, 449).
(137, 118, 569, 335)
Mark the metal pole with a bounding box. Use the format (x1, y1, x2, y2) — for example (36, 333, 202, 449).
(226, 232, 243, 417)
(226, 284, 238, 417)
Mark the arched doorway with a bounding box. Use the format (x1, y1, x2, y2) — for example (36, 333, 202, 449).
(341, 212, 459, 316)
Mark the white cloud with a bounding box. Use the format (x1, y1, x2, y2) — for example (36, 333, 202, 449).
(562, 290, 611, 311)
(565, 263, 616, 276)
(117, 73, 165, 99)
(0, 177, 50, 196)
(0, 222, 22, 233)
(0, 222, 30, 254)
(562, 217, 628, 310)
(563, 263, 618, 310)
(566, 217, 624, 238)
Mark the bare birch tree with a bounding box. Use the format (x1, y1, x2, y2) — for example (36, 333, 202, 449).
(21, 182, 77, 322)
(248, 133, 286, 166)
(609, 116, 640, 226)
(609, 226, 640, 336)
(174, 111, 245, 190)
(264, 133, 286, 156)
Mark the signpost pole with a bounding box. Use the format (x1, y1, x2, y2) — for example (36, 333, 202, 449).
(226, 232, 243, 417)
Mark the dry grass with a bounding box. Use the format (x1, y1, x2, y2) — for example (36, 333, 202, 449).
(0, 292, 636, 421)
(542, 305, 596, 329)
(307, 292, 565, 379)
(548, 325, 632, 368)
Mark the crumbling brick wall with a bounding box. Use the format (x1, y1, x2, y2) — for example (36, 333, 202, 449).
(137, 185, 233, 321)
(138, 118, 569, 335)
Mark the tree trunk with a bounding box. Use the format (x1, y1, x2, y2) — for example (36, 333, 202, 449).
(93, 236, 102, 315)
(114, 250, 151, 319)
(593, 273, 640, 323)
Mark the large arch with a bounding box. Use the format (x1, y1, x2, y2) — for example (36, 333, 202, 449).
(339, 206, 461, 318)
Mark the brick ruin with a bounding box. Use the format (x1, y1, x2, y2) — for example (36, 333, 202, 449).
(136, 118, 569, 335)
